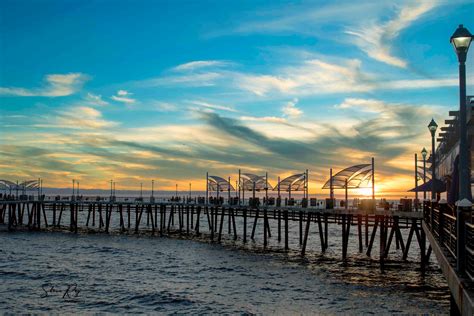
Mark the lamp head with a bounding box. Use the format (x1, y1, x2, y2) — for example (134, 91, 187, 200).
(421, 147, 428, 158)
(428, 118, 438, 136)
(451, 24, 472, 62)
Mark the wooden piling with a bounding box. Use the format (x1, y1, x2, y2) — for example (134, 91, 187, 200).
(218, 207, 225, 242)
(301, 212, 311, 256)
(278, 209, 281, 242)
(263, 208, 268, 248)
(251, 209, 259, 240)
(195, 205, 201, 236)
(366, 215, 379, 257)
(243, 208, 247, 243)
(284, 209, 289, 251)
(299, 211, 303, 245)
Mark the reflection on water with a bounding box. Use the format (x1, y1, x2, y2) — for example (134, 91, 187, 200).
(0, 229, 449, 314)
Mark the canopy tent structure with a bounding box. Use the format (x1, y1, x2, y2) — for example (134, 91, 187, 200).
(322, 164, 372, 190)
(206, 174, 235, 202)
(321, 159, 375, 209)
(0, 179, 41, 196)
(240, 173, 272, 191)
(273, 171, 309, 200)
(207, 175, 235, 192)
(408, 178, 446, 193)
(237, 171, 273, 204)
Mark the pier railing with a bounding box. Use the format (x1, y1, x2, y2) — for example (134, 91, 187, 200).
(423, 201, 474, 282)
(466, 222, 474, 281)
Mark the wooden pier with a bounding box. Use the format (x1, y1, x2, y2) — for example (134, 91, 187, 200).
(0, 199, 428, 269)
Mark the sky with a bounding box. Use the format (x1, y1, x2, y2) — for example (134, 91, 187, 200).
(1, 0, 474, 197)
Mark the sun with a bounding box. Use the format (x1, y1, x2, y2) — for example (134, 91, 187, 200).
(357, 188, 373, 197)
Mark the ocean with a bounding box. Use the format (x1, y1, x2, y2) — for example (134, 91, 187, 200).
(0, 218, 449, 314)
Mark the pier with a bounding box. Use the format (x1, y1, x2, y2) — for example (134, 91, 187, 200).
(1, 198, 426, 268)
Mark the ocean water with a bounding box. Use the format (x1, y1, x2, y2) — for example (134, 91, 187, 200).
(0, 226, 449, 314)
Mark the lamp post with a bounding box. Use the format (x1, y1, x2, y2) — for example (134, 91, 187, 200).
(451, 24, 473, 201)
(415, 153, 418, 210)
(428, 119, 438, 201)
(421, 147, 428, 201)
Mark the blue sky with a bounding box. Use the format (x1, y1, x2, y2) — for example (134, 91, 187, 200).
(1, 0, 473, 195)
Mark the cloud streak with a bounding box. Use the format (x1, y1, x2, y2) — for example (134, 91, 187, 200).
(0, 73, 89, 97)
(174, 60, 230, 71)
(346, 1, 439, 68)
(111, 90, 136, 104)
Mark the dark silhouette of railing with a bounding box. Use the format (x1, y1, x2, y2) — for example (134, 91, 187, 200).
(423, 201, 473, 277)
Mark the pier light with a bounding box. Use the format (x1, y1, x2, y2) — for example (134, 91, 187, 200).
(428, 119, 438, 135)
(451, 24, 473, 202)
(421, 147, 428, 201)
(428, 119, 438, 201)
(421, 147, 427, 159)
(451, 24, 472, 61)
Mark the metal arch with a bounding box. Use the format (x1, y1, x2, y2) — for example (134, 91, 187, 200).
(0, 180, 16, 188)
(273, 173, 305, 192)
(322, 164, 371, 189)
(21, 180, 39, 189)
(347, 168, 372, 188)
(208, 175, 235, 192)
(241, 173, 272, 191)
(0, 179, 39, 191)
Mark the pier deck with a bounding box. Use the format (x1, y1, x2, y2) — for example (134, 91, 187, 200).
(1, 199, 425, 266)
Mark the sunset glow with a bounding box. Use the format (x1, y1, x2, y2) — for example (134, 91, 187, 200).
(1, 1, 473, 198)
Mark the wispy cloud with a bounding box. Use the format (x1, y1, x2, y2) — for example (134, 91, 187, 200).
(188, 100, 237, 113)
(212, 1, 386, 37)
(111, 90, 136, 104)
(85, 93, 109, 106)
(139, 72, 222, 88)
(234, 58, 372, 96)
(281, 98, 302, 118)
(152, 101, 178, 112)
(55, 106, 118, 129)
(233, 57, 460, 96)
(173, 60, 230, 71)
(346, 1, 439, 68)
(0, 73, 89, 97)
(240, 116, 287, 123)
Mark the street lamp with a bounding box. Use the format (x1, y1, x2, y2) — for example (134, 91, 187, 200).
(428, 119, 438, 201)
(451, 24, 473, 201)
(421, 147, 428, 200)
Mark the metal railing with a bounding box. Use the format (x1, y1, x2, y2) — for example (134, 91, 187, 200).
(466, 222, 474, 281)
(424, 201, 474, 282)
